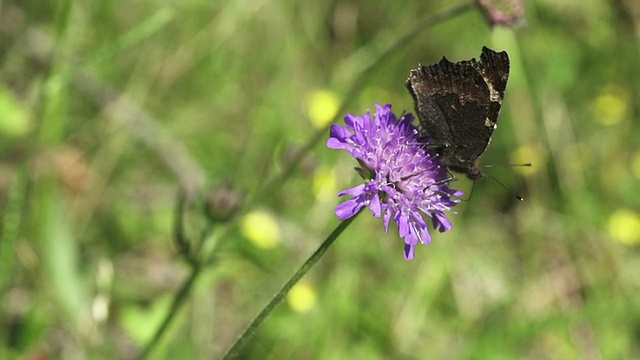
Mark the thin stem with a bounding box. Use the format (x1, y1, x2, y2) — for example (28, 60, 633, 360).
(172, 189, 191, 259)
(138, 261, 203, 359)
(221, 213, 360, 359)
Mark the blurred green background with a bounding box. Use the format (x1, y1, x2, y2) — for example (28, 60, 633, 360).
(1, 0, 639, 358)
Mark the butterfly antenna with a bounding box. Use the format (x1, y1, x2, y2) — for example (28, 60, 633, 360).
(483, 162, 532, 201)
(460, 179, 476, 202)
(486, 173, 524, 201)
(484, 163, 533, 169)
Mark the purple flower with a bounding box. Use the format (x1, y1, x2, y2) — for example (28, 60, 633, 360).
(476, 0, 525, 28)
(327, 104, 462, 260)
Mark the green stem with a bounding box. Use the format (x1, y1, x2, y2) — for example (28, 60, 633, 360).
(139, 261, 203, 359)
(221, 213, 360, 359)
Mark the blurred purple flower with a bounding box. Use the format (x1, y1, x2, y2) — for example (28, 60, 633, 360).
(327, 104, 462, 260)
(476, 0, 525, 28)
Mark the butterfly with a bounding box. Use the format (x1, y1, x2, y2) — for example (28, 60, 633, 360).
(406, 46, 510, 179)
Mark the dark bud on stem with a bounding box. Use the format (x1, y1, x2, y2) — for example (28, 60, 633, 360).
(204, 183, 243, 223)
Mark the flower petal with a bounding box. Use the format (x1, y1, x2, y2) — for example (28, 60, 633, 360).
(335, 197, 367, 220)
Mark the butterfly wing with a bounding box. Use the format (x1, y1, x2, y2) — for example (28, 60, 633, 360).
(406, 47, 509, 178)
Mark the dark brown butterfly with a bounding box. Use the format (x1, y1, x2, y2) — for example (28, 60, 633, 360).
(406, 46, 510, 179)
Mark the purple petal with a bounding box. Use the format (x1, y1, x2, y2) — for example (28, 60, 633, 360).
(404, 243, 415, 260)
(369, 193, 382, 218)
(327, 125, 352, 150)
(432, 212, 452, 232)
(335, 197, 367, 220)
(417, 222, 432, 245)
(338, 184, 366, 197)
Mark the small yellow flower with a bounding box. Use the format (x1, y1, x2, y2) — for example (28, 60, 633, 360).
(287, 282, 317, 313)
(592, 85, 629, 126)
(240, 210, 281, 249)
(306, 90, 340, 129)
(607, 209, 640, 246)
(0, 85, 31, 137)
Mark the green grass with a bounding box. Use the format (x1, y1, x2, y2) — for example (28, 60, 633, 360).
(1, 0, 639, 359)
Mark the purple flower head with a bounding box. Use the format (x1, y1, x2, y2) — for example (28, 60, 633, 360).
(327, 104, 463, 260)
(476, 0, 525, 28)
